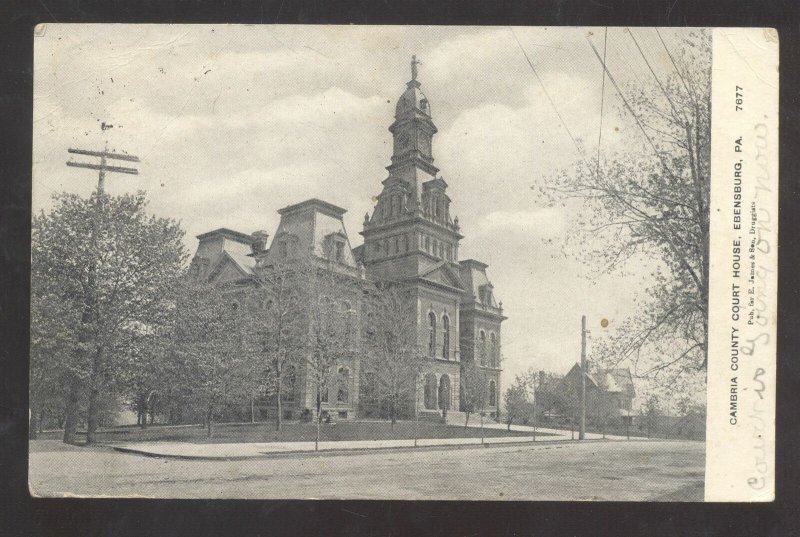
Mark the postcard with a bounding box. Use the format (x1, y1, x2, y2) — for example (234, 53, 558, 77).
(29, 25, 777, 501)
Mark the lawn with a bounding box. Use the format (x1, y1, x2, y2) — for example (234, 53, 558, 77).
(36, 419, 552, 445)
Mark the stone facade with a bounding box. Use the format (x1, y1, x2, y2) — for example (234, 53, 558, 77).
(190, 59, 505, 420)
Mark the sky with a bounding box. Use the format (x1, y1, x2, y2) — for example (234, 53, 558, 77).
(33, 24, 699, 394)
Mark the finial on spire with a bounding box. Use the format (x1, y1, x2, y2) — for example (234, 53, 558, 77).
(411, 55, 421, 81)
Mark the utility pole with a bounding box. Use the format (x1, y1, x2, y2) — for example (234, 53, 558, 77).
(579, 315, 587, 440)
(67, 145, 140, 192)
(64, 143, 139, 444)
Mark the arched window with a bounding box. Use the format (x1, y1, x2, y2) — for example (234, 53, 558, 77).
(424, 373, 438, 409)
(337, 367, 350, 403)
(438, 375, 451, 411)
(442, 315, 450, 359)
(489, 332, 497, 367)
(428, 312, 437, 358)
(479, 330, 486, 365)
(488, 380, 496, 407)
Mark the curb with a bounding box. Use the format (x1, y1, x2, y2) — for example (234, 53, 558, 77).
(108, 437, 625, 461)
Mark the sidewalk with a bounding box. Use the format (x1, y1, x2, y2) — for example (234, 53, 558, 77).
(109, 425, 638, 460)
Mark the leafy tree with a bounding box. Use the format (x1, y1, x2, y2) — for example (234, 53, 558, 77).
(117, 316, 178, 428)
(29, 292, 82, 438)
(675, 396, 706, 440)
(534, 371, 581, 434)
(547, 31, 711, 387)
(587, 389, 618, 438)
(641, 394, 663, 438)
(503, 375, 530, 431)
(31, 190, 187, 444)
(361, 283, 426, 430)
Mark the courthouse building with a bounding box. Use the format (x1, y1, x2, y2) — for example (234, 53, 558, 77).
(191, 59, 506, 420)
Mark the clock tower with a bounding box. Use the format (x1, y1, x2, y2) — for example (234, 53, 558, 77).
(360, 56, 463, 279)
(389, 55, 437, 174)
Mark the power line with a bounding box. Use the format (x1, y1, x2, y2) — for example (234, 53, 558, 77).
(596, 27, 608, 178)
(585, 37, 673, 177)
(654, 27, 697, 105)
(627, 27, 688, 126)
(509, 27, 593, 175)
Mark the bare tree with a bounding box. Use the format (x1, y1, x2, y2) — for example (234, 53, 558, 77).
(173, 277, 252, 438)
(547, 31, 711, 387)
(460, 356, 488, 431)
(243, 255, 306, 432)
(301, 258, 358, 450)
(361, 283, 427, 431)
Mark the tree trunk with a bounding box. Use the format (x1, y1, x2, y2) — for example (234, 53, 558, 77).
(507, 419, 512, 431)
(250, 396, 255, 424)
(480, 413, 484, 444)
(275, 372, 282, 432)
(315, 388, 321, 451)
(206, 407, 214, 438)
(62, 378, 80, 445)
(85, 346, 105, 444)
(139, 393, 147, 429)
(414, 396, 419, 448)
(86, 386, 100, 444)
(464, 411, 470, 430)
(38, 408, 46, 434)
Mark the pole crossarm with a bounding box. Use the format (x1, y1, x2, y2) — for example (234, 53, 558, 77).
(66, 161, 139, 175)
(68, 148, 141, 163)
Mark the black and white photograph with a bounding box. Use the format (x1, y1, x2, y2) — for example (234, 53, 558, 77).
(28, 25, 777, 501)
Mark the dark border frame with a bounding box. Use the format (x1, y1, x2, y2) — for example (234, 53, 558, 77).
(2, 1, 798, 535)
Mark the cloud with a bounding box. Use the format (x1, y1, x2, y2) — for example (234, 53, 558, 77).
(477, 208, 565, 238)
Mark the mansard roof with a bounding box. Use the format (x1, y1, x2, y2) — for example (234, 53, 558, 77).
(459, 259, 500, 308)
(266, 198, 360, 274)
(196, 227, 254, 244)
(277, 198, 347, 218)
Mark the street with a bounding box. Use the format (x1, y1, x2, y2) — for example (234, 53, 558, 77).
(29, 439, 704, 501)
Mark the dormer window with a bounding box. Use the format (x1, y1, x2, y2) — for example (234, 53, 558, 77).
(324, 233, 347, 263)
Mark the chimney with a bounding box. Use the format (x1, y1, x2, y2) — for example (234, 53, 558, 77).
(251, 230, 269, 254)
(539, 370, 546, 388)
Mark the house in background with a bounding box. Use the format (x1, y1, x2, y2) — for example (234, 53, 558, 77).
(563, 363, 637, 426)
